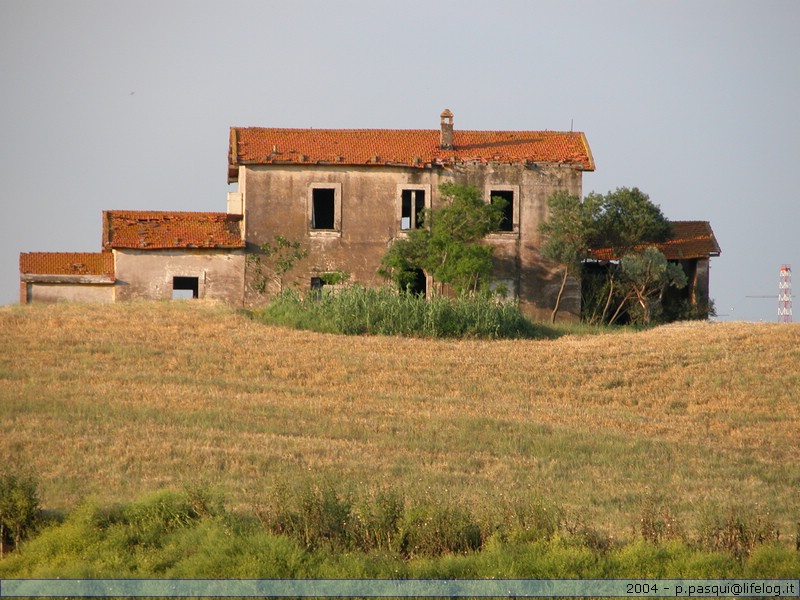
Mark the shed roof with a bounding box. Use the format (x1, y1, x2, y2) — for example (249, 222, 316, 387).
(102, 211, 245, 250)
(20, 252, 115, 279)
(590, 221, 721, 261)
(229, 127, 595, 176)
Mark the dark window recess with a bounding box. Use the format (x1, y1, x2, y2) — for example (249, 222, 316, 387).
(312, 188, 336, 229)
(491, 190, 514, 232)
(401, 189, 426, 230)
(173, 276, 199, 299)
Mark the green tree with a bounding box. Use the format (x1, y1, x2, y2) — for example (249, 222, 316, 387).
(539, 190, 598, 323)
(581, 187, 678, 325)
(586, 187, 673, 250)
(380, 183, 505, 295)
(247, 235, 309, 295)
(610, 247, 688, 325)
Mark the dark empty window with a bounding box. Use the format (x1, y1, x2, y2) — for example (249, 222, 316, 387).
(312, 188, 336, 229)
(490, 190, 514, 232)
(401, 189, 426, 230)
(172, 276, 199, 299)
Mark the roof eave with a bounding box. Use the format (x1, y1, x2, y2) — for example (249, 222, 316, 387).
(21, 274, 115, 284)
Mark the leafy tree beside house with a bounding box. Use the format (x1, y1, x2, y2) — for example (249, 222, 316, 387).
(247, 235, 309, 295)
(540, 186, 689, 325)
(584, 187, 683, 325)
(380, 183, 506, 295)
(615, 247, 687, 324)
(538, 190, 597, 323)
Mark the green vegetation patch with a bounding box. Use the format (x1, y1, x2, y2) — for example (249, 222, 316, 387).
(1, 484, 798, 579)
(252, 286, 547, 339)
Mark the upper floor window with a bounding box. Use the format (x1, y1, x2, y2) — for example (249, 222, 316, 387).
(308, 183, 342, 236)
(397, 184, 431, 231)
(487, 185, 519, 234)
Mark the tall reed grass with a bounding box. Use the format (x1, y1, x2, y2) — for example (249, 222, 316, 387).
(253, 286, 544, 338)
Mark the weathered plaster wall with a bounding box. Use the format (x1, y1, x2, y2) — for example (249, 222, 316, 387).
(23, 283, 115, 304)
(113, 249, 246, 305)
(240, 162, 584, 320)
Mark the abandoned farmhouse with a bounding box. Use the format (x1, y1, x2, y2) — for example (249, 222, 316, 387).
(19, 110, 720, 320)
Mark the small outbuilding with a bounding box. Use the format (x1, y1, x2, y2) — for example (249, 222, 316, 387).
(20, 211, 246, 304)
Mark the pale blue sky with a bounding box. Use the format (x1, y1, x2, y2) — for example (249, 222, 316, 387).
(2, 0, 798, 321)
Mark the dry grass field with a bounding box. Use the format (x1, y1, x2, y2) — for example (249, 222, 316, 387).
(1, 300, 798, 542)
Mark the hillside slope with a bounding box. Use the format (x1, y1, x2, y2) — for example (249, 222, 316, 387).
(2, 301, 798, 537)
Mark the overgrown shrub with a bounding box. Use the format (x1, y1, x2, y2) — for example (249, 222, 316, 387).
(256, 482, 353, 551)
(397, 503, 482, 558)
(696, 505, 779, 561)
(0, 474, 40, 558)
(638, 494, 684, 544)
(350, 489, 404, 552)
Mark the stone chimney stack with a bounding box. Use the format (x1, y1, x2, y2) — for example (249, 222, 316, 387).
(440, 109, 454, 150)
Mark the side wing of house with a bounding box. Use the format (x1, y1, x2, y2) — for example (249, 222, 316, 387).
(103, 211, 247, 304)
(19, 212, 247, 305)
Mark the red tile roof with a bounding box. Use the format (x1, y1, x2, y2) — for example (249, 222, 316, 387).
(229, 127, 595, 173)
(103, 211, 245, 250)
(20, 252, 115, 278)
(590, 221, 721, 261)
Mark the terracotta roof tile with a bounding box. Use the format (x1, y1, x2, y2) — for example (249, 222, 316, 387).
(103, 211, 245, 250)
(230, 127, 595, 172)
(20, 252, 115, 278)
(590, 221, 721, 261)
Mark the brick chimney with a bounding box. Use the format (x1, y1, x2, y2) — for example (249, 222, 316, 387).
(440, 109, 454, 150)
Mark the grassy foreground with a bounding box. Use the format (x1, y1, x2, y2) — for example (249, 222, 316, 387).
(1, 301, 799, 571)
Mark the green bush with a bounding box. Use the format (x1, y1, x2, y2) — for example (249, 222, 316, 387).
(0, 474, 40, 558)
(743, 544, 800, 578)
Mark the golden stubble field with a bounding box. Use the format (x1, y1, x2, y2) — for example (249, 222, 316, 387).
(2, 301, 798, 539)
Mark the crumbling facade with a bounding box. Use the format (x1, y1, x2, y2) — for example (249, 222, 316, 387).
(228, 110, 595, 319)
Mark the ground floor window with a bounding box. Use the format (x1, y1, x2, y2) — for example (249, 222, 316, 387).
(172, 276, 199, 299)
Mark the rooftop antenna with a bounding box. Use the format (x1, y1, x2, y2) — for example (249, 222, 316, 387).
(779, 264, 792, 323)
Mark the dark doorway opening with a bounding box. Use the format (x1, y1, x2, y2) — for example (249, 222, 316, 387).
(408, 268, 427, 297)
